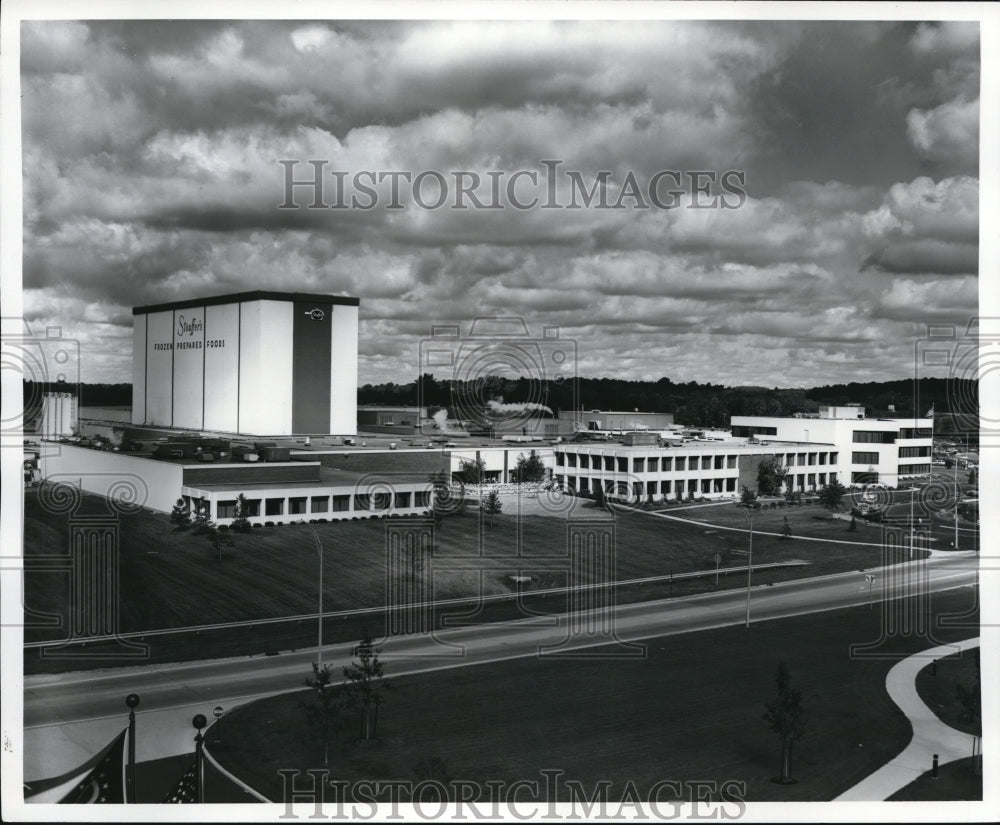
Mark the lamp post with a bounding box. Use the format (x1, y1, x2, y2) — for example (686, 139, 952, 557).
(192, 714, 207, 804)
(736, 504, 754, 628)
(307, 525, 325, 670)
(125, 693, 139, 804)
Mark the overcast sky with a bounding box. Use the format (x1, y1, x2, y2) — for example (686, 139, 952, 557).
(19, 18, 981, 387)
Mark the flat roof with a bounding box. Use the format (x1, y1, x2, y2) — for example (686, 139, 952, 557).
(185, 467, 431, 491)
(133, 290, 360, 315)
(564, 439, 836, 451)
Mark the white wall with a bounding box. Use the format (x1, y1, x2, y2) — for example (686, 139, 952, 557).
(254, 300, 294, 433)
(131, 313, 146, 424)
(203, 303, 240, 432)
(38, 444, 184, 514)
(172, 306, 205, 429)
(145, 311, 174, 426)
(329, 303, 359, 435)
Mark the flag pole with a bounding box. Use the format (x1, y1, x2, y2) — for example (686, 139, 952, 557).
(125, 693, 140, 803)
(193, 714, 207, 804)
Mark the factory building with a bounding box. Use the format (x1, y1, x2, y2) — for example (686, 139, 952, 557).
(730, 405, 933, 486)
(131, 291, 359, 436)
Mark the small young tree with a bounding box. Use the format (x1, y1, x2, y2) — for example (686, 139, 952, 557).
(968, 468, 977, 485)
(848, 514, 858, 532)
(481, 489, 503, 527)
(763, 662, 805, 784)
(230, 493, 252, 532)
(343, 636, 390, 741)
(817, 481, 847, 511)
(740, 486, 758, 507)
(956, 649, 981, 773)
(303, 662, 343, 767)
(780, 516, 792, 541)
(757, 456, 787, 496)
(191, 501, 212, 535)
(514, 450, 546, 484)
(206, 523, 233, 561)
(170, 498, 191, 530)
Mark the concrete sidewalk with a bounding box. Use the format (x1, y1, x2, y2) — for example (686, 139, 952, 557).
(835, 636, 980, 801)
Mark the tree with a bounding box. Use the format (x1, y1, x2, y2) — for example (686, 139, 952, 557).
(428, 470, 465, 523)
(170, 498, 191, 530)
(206, 523, 233, 561)
(780, 516, 792, 541)
(968, 468, 977, 484)
(848, 514, 857, 532)
(514, 450, 546, 483)
(592, 483, 608, 510)
(481, 489, 502, 527)
(817, 481, 847, 511)
(191, 501, 212, 535)
(740, 486, 758, 507)
(343, 636, 390, 741)
(458, 457, 487, 485)
(955, 649, 981, 773)
(763, 662, 805, 784)
(230, 493, 252, 532)
(303, 662, 343, 766)
(757, 456, 787, 495)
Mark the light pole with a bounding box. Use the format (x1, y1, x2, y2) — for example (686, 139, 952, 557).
(307, 525, 325, 670)
(736, 504, 754, 628)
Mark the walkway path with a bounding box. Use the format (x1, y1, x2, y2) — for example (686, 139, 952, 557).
(834, 637, 980, 800)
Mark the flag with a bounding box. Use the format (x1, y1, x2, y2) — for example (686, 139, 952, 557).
(58, 729, 127, 803)
(162, 762, 199, 803)
(925, 404, 935, 417)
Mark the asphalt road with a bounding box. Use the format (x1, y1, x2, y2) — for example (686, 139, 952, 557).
(22, 550, 979, 782)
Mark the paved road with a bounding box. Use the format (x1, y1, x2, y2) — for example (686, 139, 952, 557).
(22, 552, 978, 782)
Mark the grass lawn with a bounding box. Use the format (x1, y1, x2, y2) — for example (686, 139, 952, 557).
(888, 757, 982, 801)
(915, 648, 981, 736)
(211, 590, 978, 803)
(22, 488, 955, 672)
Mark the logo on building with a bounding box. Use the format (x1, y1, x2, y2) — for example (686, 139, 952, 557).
(305, 308, 325, 321)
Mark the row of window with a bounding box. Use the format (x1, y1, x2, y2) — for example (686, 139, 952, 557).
(555, 471, 838, 496)
(898, 446, 931, 458)
(555, 451, 837, 471)
(213, 491, 432, 518)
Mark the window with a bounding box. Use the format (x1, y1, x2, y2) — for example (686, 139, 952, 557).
(567, 453, 577, 467)
(900, 463, 931, 475)
(675, 456, 686, 471)
(797, 453, 806, 466)
(604, 456, 615, 471)
(726, 477, 736, 492)
(701, 456, 712, 470)
(818, 473, 827, 486)
(727, 455, 737, 469)
(415, 491, 431, 508)
(354, 494, 372, 510)
(731, 425, 777, 437)
(556, 452, 565, 466)
(808, 453, 817, 465)
(715, 455, 725, 470)
(648, 456, 659, 472)
(647, 480, 657, 495)
(579, 477, 590, 492)
(311, 496, 329, 513)
(852, 451, 879, 465)
(394, 491, 412, 508)
(289, 497, 307, 515)
(899, 446, 931, 458)
(633, 457, 645, 472)
(853, 430, 895, 444)
(852, 471, 877, 484)
(217, 500, 237, 519)
(617, 457, 628, 473)
(579, 454, 590, 469)
(819, 453, 827, 465)
(662, 457, 673, 471)
(373, 492, 391, 510)
(899, 428, 932, 439)
(265, 498, 284, 516)
(332, 494, 351, 512)
(701, 479, 711, 494)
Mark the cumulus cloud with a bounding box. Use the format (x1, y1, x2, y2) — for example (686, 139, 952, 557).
(16, 19, 981, 385)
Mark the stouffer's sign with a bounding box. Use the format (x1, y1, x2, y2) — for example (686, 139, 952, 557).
(176, 314, 204, 337)
(305, 308, 325, 321)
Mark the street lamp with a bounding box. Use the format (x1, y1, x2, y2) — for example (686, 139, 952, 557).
(736, 503, 754, 628)
(306, 525, 325, 670)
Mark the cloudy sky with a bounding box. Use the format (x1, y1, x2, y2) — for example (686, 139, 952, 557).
(17, 16, 982, 386)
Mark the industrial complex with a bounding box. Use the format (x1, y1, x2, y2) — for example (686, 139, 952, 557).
(25, 291, 936, 525)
